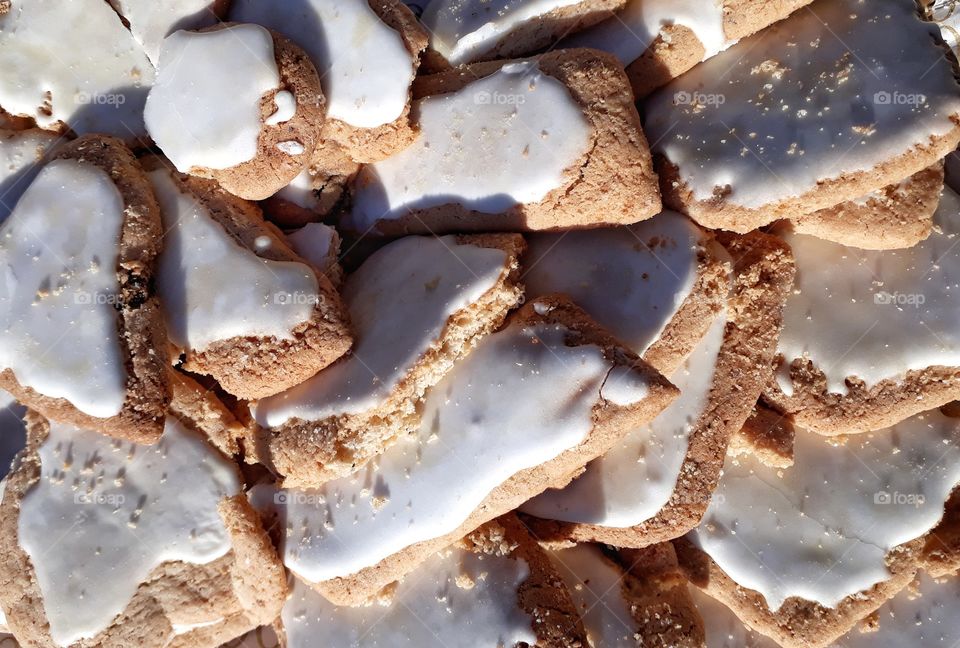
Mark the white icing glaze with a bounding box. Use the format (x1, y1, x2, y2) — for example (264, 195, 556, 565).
(0, 0, 154, 138)
(548, 545, 638, 647)
(144, 25, 279, 172)
(0, 400, 26, 480)
(171, 618, 223, 635)
(422, 0, 582, 65)
(282, 550, 535, 647)
(689, 587, 779, 648)
(265, 90, 296, 126)
(263, 322, 650, 581)
(0, 129, 59, 224)
(644, 0, 960, 209)
(778, 186, 960, 394)
(275, 140, 305, 156)
(275, 169, 318, 210)
(523, 211, 703, 355)
(286, 223, 337, 274)
(255, 236, 507, 426)
(836, 572, 960, 648)
(0, 159, 128, 418)
(523, 309, 727, 527)
(19, 418, 240, 645)
(693, 412, 960, 611)
(347, 61, 591, 230)
(150, 168, 319, 353)
(112, 0, 220, 66)
(561, 0, 730, 65)
(231, 0, 413, 129)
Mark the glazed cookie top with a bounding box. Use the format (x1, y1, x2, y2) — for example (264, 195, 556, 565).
(231, 0, 415, 129)
(281, 549, 535, 647)
(644, 0, 960, 210)
(523, 309, 727, 527)
(0, 159, 128, 418)
(145, 24, 282, 172)
(523, 211, 704, 355)
(285, 223, 338, 274)
(689, 587, 779, 648)
(421, 0, 582, 65)
(18, 417, 240, 645)
(777, 186, 960, 395)
(263, 320, 650, 581)
(112, 0, 221, 66)
(347, 60, 591, 229)
(693, 411, 960, 610)
(255, 236, 509, 426)
(0, 0, 154, 138)
(150, 169, 320, 352)
(562, 0, 730, 65)
(0, 129, 59, 223)
(548, 545, 638, 646)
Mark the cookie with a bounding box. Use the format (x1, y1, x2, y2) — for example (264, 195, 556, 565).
(519, 210, 731, 376)
(255, 234, 524, 485)
(249, 513, 589, 647)
(0, 128, 60, 223)
(419, 0, 625, 68)
(562, 0, 813, 97)
(521, 231, 794, 549)
(345, 49, 661, 235)
(0, 135, 171, 444)
(145, 161, 353, 401)
(256, 296, 678, 606)
(284, 223, 344, 287)
(644, 0, 960, 235)
(765, 185, 960, 435)
(0, 0, 154, 140)
(676, 409, 960, 648)
(261, 143, 360, 225)
(790, 163, 945, 250)
(109, 0, 229, 66)
(232, 0, 428, 163)
(145, 23, 324, 201)
(725, 402, 795, 469)
(0, 399, 287, 648)
(548, 542, 705, 647)
(685, 583, 781, 648)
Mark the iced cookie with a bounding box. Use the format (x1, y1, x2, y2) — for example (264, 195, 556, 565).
(686, 584, 781, 648)
(261, 145, 360, 225)
(0, 128, 60, 224)
(345, 49, 660, 235)
(725, 402, 794, 469)
(561, 0, 813, 97)
(675, 409, 960, 648)
(232, 0, 428, 163)
(0, 401, 287, 648)
(144, 23, 324, 201)
(255, 234, 524, 485)
(547, 542, 705, 647)
(256, 297, 677, 606)
(790, 163, 945, 250)
(109, 0, 229, 66)
(765, 185, 960, 435)
(0, 135, 171, 444)
(419, 0, 625, 68)
(644, 0, 960, 235)
(0, 0, 154, 140)
(251, 514, 589, 647)
(284, 223, 343, 287)
(145, 161, 352, 401)
(521, 231, 794, 548)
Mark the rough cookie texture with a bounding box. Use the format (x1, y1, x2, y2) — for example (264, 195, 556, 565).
(0, 407, 287, 648)
(348, 48, 660, 235)
(726, 402, 795, 468)
(187, 24, 325, 201)
(143, 158, 353, 401)
(0, 135, 171, 444)
(261, 143, 360, 226)
(523, 231, 795, 548)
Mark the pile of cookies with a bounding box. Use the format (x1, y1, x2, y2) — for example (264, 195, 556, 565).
(0, 0, 958, 646)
